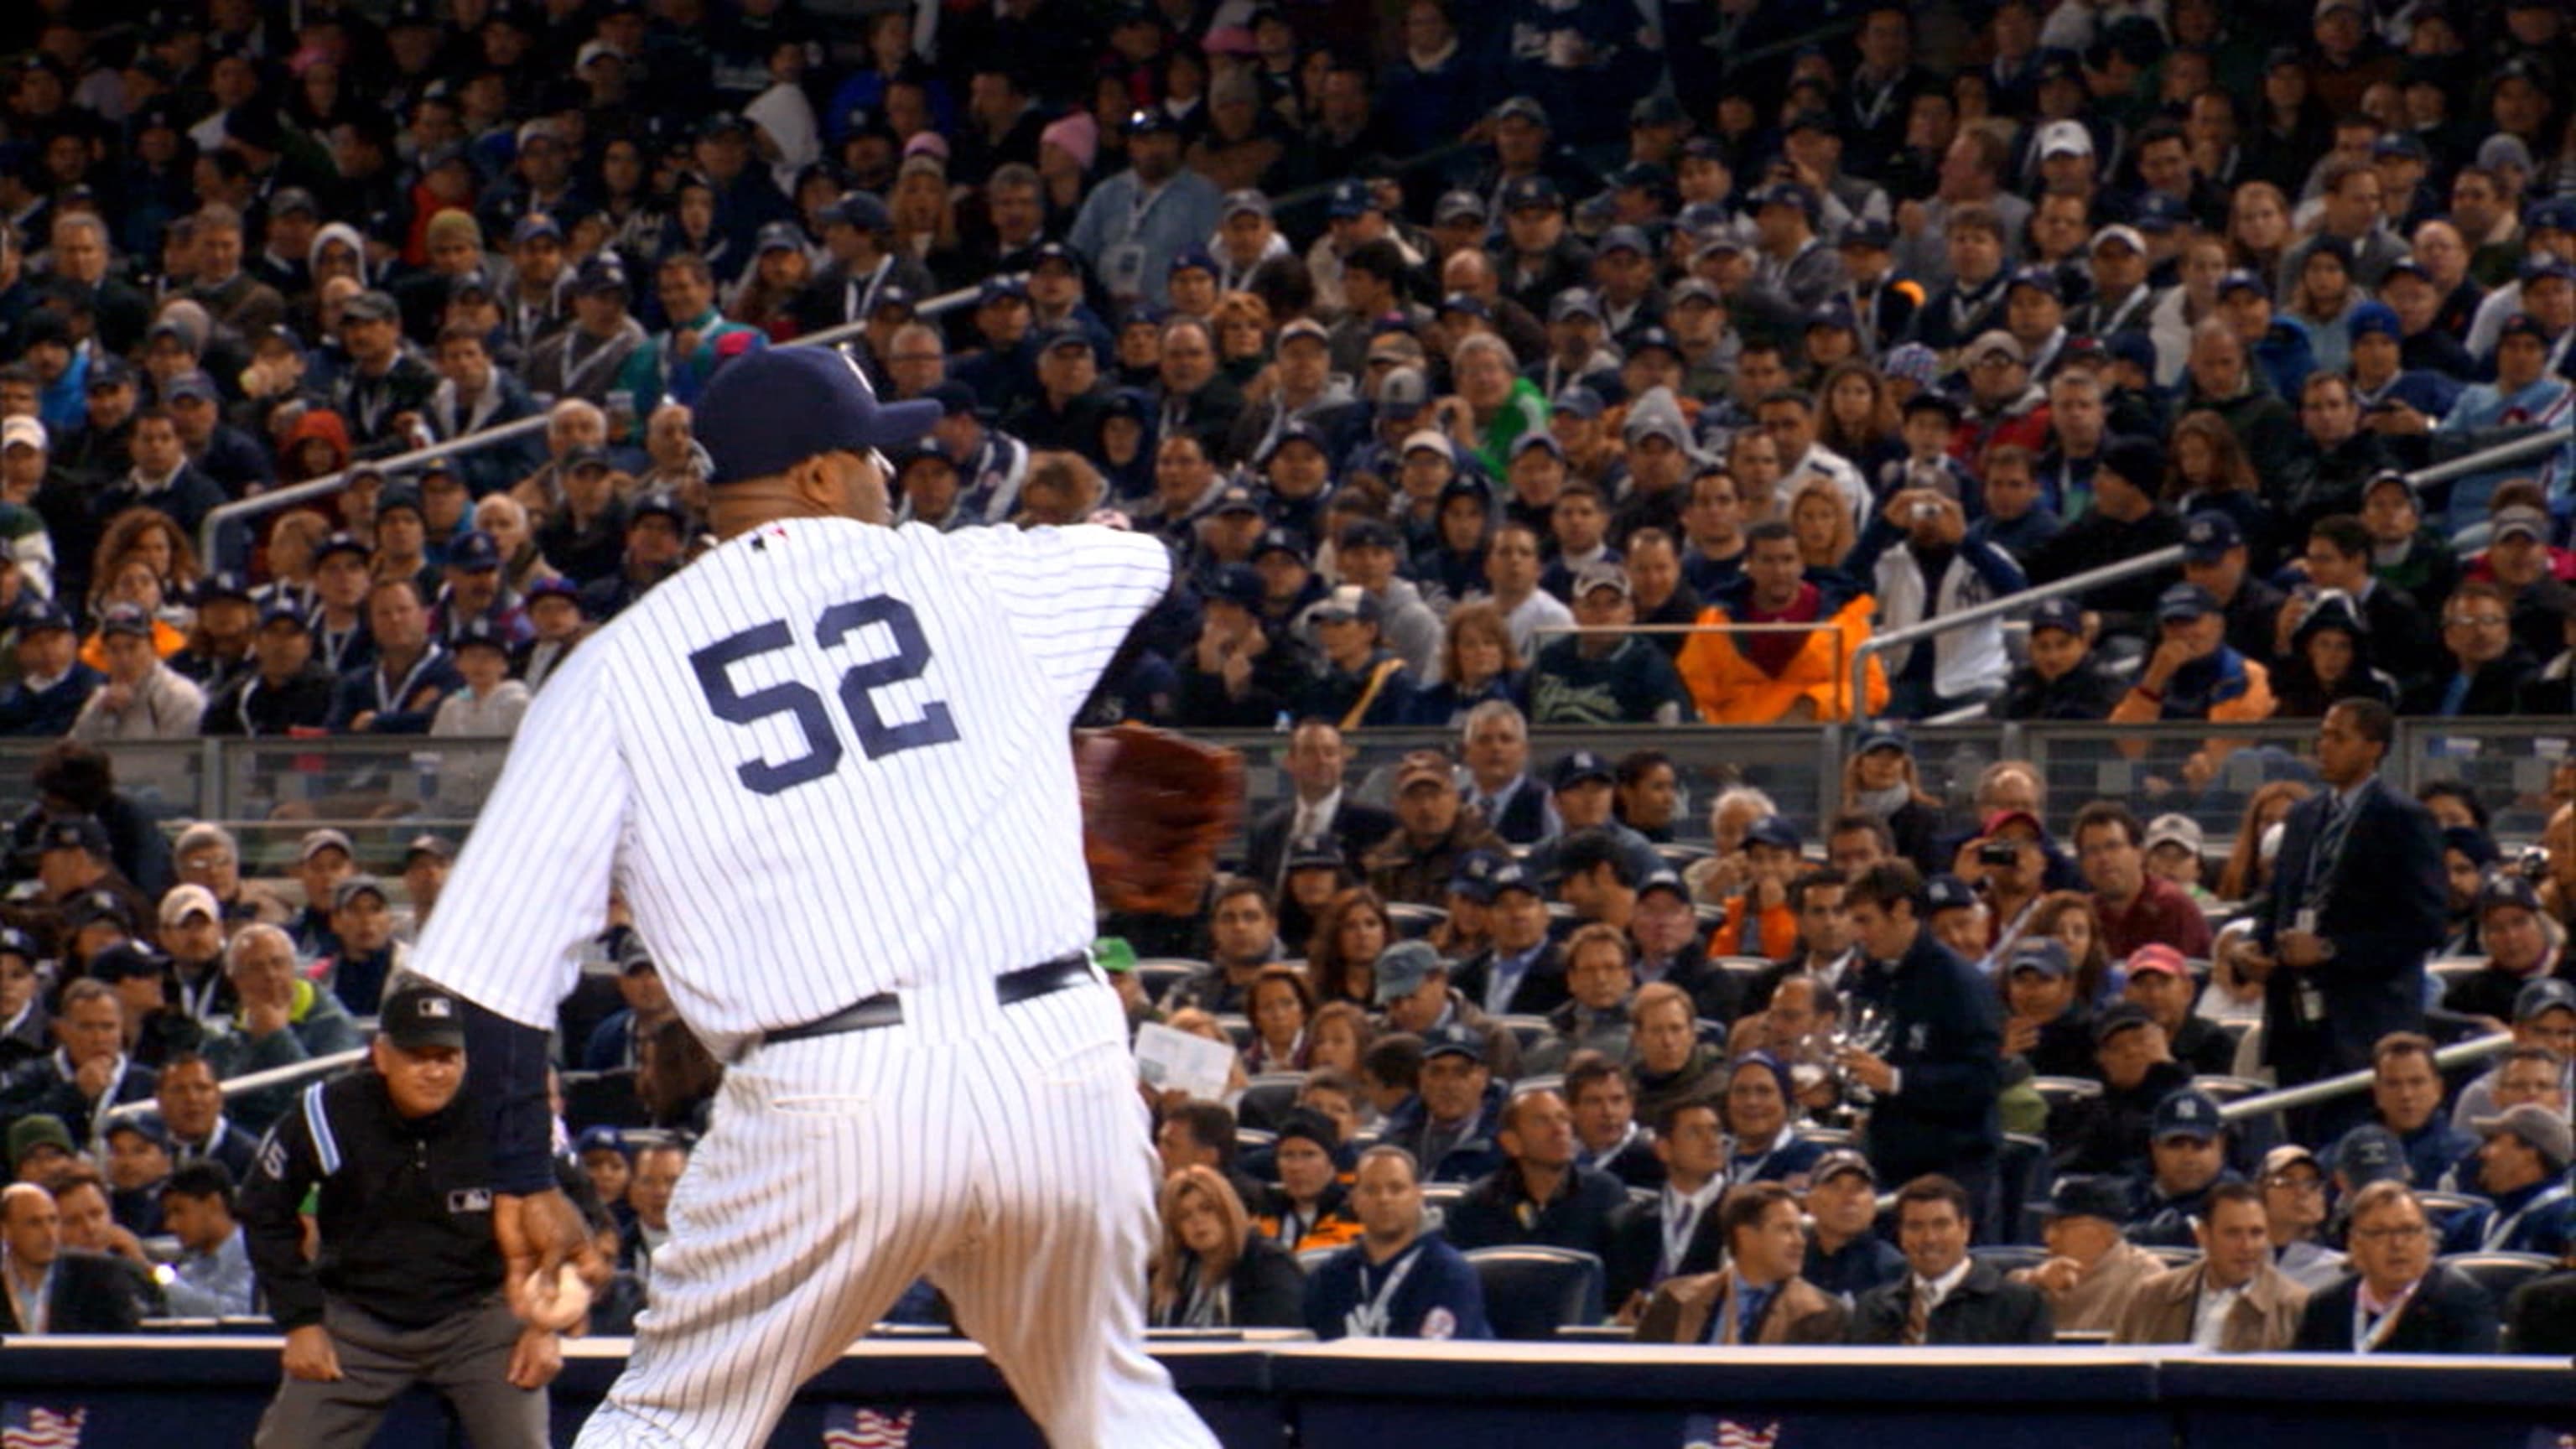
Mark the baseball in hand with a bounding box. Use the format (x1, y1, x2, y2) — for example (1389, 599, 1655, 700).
(525, 1265, 593, 1332)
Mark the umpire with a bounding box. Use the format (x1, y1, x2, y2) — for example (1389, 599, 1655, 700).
(241, 983, 559, 1447)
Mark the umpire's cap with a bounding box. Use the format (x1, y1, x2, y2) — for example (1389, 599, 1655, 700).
(693, 348, 944, 486)
(380, 983, 468, 1052)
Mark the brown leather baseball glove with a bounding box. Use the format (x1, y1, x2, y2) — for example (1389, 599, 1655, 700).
(1074, 724, 1244, 916)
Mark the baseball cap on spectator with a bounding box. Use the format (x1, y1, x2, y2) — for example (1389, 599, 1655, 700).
(1490, 95, 1549, 128)
(1309, 584, 1379, 626)
(1742, 814, 1801, 853)
(406, 834, 457, 866)
(2492, 506, 2554, 546)
(1372, 939, 1444, 1005)
(1572, 561, 1628, 600)
(1691, 233, 1749, 264)
(2181, 512, 2243, 564)
(1806, 299, 1859, 335)
(340, 289, 399, 324)
(64, 889, 134, 932)
(1512, 432, 1565, 460)
(2382, 253, 2433, 285)
(8, 1116, 75, 1178)
(1447, 849, 1509, 904)
(191, 572, 253, 610)
(2005, 267, 2059, 301)
(2217, 268, 2269, 301)
(2480, 871, 2544, 917)
(1549, 289, 1604, 325)
(571, 257, 630, 296)
(1902, 391, 1963, 424)
(1399, 431, 1454, 465)
(2516, 978, 2576, 1022)
(1637, 869, 1690, 906)
(452, 617, 513, 658)
(1551, 385, 1606, 421)
(164, 370, 220, 405)
(1436, 293, 1488, 321)
(380, 982, 469, 1052)
(1839, 218, 1896, 252)
(96, 602, 154, 642)
(334, 875, 390, 912)
(1501, 175, 1561, 214)
(86, 356, 135, 391)
(2498, 313, 2551, 348)
(2029, 597, 2085, 638)
(1200, 562, 1264, 614)
(1221, 190, 1270, 221)
(1962, 330, 2024, 367)
(88, 941, 169, 984)
(1669, 278, 1723, 312)
(0, 926, 38, 963)
(1923, 874, 1976, 916)
(2260, 1143, 2321, 1182)
(1377, 367, 1431, 420)
(1552, 750, 1615, 791)
(1811, 1148, 1876, 1187)
(574, 1125, 627, 1160)
(752, 221, 807, 257)
(2337, 1124, 2411, 1185)
(1595, 226, 1650, 258)
(2153, 1088, 2224, 1142)
(2522, 255, 2576, 286)
(1751, 181, 1818, 224)
(1417, 1021, 1486, 1065)
(1326, 179, 1375, 220)
(2130, 193, 2190, 233)
(158, 884, 221, 928)
(2126, 944, 2190, 984)
(1168, 246, 1218, 279)
(2157, 582, 2220, 623)
(1251, 526, 1309, 564)
(3, 413, 47, 454)
(2090, 224, 2146, 257)
(1855, 724, 1910, 757)
(376, 485, 425, 522)
(2007, 937, 2072, 979)
(2035, 1176, 2127, 1223)
(2037, 119, 2094, 160)
(2473, 1104, 2573, 1173)
(299, 828, 356, 865)
(2093, 1001, 2155, 1046)
(40, 815, 112, 857)
(1276, 318, 1328, 351)
(1486, 862, 1540, 903)
(512, 212, 564, 246)
(2143, 814, 2203, 860)
(1434, 191, 1487, 226)
(445, 530, 502, 574)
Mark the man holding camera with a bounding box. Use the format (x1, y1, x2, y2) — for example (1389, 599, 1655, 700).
(1844, 486, 2027, 719)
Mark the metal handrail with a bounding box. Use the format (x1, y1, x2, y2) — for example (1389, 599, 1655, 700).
(2407, 424, 2568, 487)
(2216, 1031, 2511, 1122)
(99, 1046, 368, 1124)
(1848, 543, 2187, 727)
(1839, 423, 2576, 730)
(193, 282, 987, 564)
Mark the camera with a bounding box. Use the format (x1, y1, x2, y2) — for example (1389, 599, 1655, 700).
(2519, 846, 2552, 884)
(1910, 501, 1941, 522)
(1977, 841, 2021, 867)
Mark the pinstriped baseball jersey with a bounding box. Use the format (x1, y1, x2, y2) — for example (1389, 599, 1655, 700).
(413, 516, 1171, 1051)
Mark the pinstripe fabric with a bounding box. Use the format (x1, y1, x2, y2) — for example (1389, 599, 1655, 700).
(413, 518, 1171, 1051)
(403, 514, 1207, 1446)
(577, 978, 1218, 1447)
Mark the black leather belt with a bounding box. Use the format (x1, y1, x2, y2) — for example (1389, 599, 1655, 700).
(762, 953, 1096, 1047)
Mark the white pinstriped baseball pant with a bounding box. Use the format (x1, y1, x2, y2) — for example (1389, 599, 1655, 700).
(573, 973, 1220, 1448)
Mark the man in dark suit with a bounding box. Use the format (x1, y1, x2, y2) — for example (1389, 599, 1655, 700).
(2253, 699, 2445, 1139)
(2293, 1181, 2499, 1353)
(1835, 863, 2004, 1230)
(1448, 864, 1570, 1017)
(1242, 719, 1398, 891)
(0, 1182, 148, 1333)
(1606, 1099, 1727, 1311)
(1845, 1175, 2054, 1345)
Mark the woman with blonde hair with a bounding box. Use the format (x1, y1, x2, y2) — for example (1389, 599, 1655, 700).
(1788, 477, 1856, 571)
(1211, 292, 1275, 392)
(1146, 1166, 1305, 1328)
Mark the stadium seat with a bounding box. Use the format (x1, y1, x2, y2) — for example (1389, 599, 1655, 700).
(1420, 1182, 1468, 1229)
(2418, 1192, 2493, 1240)
(1236, 1128, 1276, 1159)
(560, 1069, 647, 1130)
(1555, 1324, 1639, 1342)
(1464, 1245, 1606, 1340)
(2188, 1075, 2269, 1104)
(1652, 843, 1711, 868)
(2442, 1252, 2555, 1304)
(1137, 959, 1205, 1004)
(1694, 904, 1727, 932)
(1997, 1132, 2052, 1245)
(1385, 902, 1448, 940)
(1237, 1074, 1306, 1131)
(2032, 1077, 2104, 1116)
(1497, 1015, 1553, 1051)
(1714, 956, 1772, 978)
(1215, 1013, 1252, 1047)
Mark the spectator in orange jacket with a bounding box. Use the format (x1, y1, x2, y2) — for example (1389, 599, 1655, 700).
(1675, 522, 1888, 724)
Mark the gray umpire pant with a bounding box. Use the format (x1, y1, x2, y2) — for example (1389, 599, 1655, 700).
(257, 1295, 548, 1448)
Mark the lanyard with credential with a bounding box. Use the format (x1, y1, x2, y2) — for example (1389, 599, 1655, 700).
(1345, 1241, 1424, 1337)
(2354, 1280, 2418, 1353)
(2484, 1185, 2571, 1253)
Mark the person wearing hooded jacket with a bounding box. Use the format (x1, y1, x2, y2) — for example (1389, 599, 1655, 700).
(2272, 589, 2400, 718)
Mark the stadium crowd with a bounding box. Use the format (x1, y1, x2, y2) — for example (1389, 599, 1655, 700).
(4, 0, 2576, 1395)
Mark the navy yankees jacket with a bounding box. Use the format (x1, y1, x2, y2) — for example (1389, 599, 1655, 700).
(1863, 926, 2004, 1185)
(1303, 1231, 1493, 1342)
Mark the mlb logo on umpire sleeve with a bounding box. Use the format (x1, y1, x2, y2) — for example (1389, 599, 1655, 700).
(449, 1187, 494, 1214)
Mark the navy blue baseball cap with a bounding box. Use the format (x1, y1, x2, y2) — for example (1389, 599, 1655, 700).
(2336, 1124, 2410, 1185)
(1551, 384, 1605, 419)
(2157, 582, 2221, 623)
(1327, 179, 1375, 219)
(1855, 724, 1910, 757)
(2030, 596, 2085, 637)
(2130, 193, 2190, 233)
(42, 817, 106, 854)
(2515, 977, 2576, 1022)
(1252, 525, 1309, 562)
(1501, 175, 1561, 213)
(1743, 814, 1801, 852)
(511, 212, 564, 246)
(89, 942, 169, 984)
(1923, 873, 1976, 914)
(2181, 511, 2242, 564)
(2006, 265, 2060, 300)
(574, 1125, 627, 1157)
(1486, 860, 1541, 901)
(2153, 1088, 2225, 1142)
(193, 571, 253, 607)
(1448, 849, 1509, 904)
(452, 616, 512, 655)
(1595, 225, 1649, 257)
(449, 530, 502, 572)
(2348, 301, 2401, 340)
(2480, 870, 2544, 917)
(2007, 937, 2072, 979)
(2217, 267, 2268, 300)
(1551, 750, 1615, 790)
(693, 348, 943, 486)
